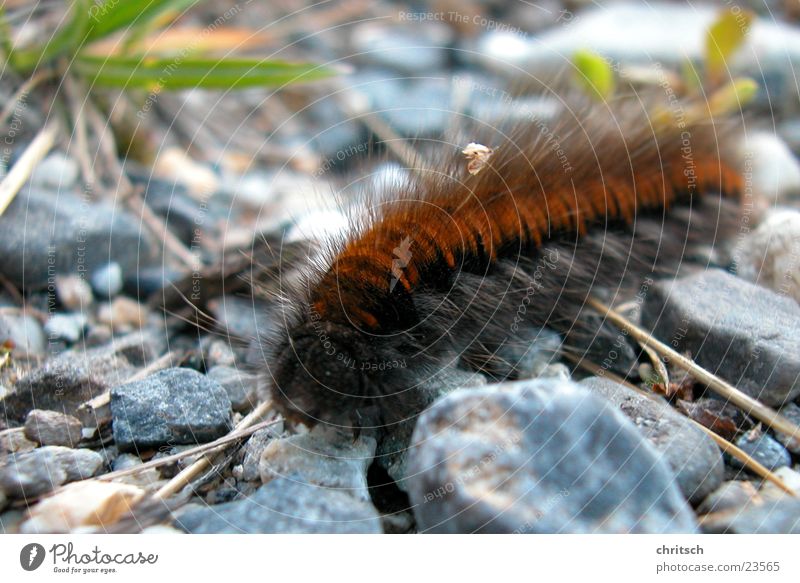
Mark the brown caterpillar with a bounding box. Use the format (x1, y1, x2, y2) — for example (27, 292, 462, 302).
(260, 91, 743, 431)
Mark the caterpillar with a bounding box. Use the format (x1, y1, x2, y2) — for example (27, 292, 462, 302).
(260, 90, 744, 431)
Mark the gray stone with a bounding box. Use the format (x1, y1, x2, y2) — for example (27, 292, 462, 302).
(581, 377, 724, 504)
(234, 425, 282, 482)
(29, 152, 79, 190)
(492, 325, 563, 379)
(0, 312, 46, 358)
(739, 135, 800, 205)
(376, 366, 487, 488)
(642, 269, 800, 406)
(697, 480, 761, 515)
(775, 403, 800, 455)
(351, 22, 452, 73)
(54, 276, 93, 311)
(732, 209, 800, 303)
(0, 430, 36, 454)
(731, 432, 791, 472)
(43, 313, 88, 344)
(260, 428, 376, 503)
(175, 477, 382, 534)
(0, 187, 158, 290)
(0, 446, 103, 498)
(1, 338, 144, 422)
(406, 379, 697, 533)
(701, 497, 800, 533)
(24, 409, 83, 447)
(90, 262, 123, 298)
(111, 368, 233, 452)
(206, 366, 259, 413)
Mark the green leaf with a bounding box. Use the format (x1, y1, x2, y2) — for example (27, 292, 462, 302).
(74, 54, 335, 90)
(84, 0, 201, 44)
(705, 9, 753, 84)
(10, 0, 91, 71)
(572, 49, 615, 101)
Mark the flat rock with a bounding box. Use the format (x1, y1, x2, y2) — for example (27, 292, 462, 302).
(24, 409, 83, 447)
(260, 428, 376, 503)
(175, 477, 382, 534)
(0, 446, 104, 499)
(697, 480, 761, 515)
(701, 497, 800, 533)
(233, 424, 283, 483)
(0, 187, 158, 290)
(111, 368, 233, 452)
(641, 269, 800, 406)
(581, 377, 723, 504)
(406, 379, 696, 533)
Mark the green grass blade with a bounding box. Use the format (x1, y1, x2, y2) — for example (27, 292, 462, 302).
(85, 0, 201, 44)
(74, 54, 336, 90)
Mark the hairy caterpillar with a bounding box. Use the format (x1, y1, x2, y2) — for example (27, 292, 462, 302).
(260, 91, 743, 430)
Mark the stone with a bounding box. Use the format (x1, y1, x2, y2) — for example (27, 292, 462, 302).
(376, 366, 487, 488)
(733, 209, 800, 303)
(760, 467, 800, 498)
(206, 366, 259, 413)
(775, 403, 800, 454)
(97, 297, 147, 331)
(24, 409, 83, 447)
(29, 152, 79, 190)
(175, 477, 382, 534)
(406, 379, 697, 533)
(2, 339, 143, 422)
(351, 22, 452, 73)
(233, 425, 282, 483)
(110, 368, 233, 452)
(731, 431, 791, 472)
(90, 262, 123, 298)
(0, 187, 158, 290)
(701, 497, 800, 533)
(0, 446, 104, 498)
(581, 377, 723, 504)
(697, 480, 761, 515)
(20, 480, 143, 534)
(642, 269, 800, 406)
(740, 134, 800, 205)
(0, 312, 46, 358)
(54, 275, 93, 311)
(0, 429, 36, 454)
(44, 313, 88, 344)
(260, 428, 376, 503)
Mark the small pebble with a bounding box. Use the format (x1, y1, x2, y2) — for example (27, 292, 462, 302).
(775, 403, 800, 454)
(23, 409, 83, 447)
(697, 481, 761, 515)
(97, 297, 147, 331)
(90, 262, 123, 298)
(234, 425, 282, 482)
(760, 467, 800, 498)
(0, 312, 46, 358)
(43, 313, 87, 344)
(0, 446, 104, 499)
(0, 430, 37, 454)
(207, 365, 259, 413)
(731, 431, 792, 472)
(29, 152, 79, 190)
(55, 276, 94, 311)
(260, 427, 376, 503)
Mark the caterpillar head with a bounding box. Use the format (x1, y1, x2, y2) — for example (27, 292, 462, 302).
(263, 306, 427, 432)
